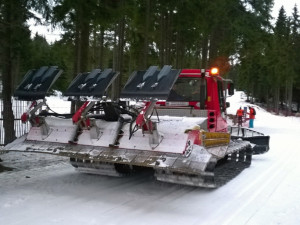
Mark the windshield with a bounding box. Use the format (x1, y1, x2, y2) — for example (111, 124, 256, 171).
(167, 77, 202, 101)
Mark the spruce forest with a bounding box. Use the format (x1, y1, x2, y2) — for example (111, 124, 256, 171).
(0, 0, 300, 144)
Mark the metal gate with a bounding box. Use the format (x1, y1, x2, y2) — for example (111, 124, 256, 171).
(0, 99, 30, 146)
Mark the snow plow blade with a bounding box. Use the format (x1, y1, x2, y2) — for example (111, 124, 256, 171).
(2, 133, 252, 188)
(229, 126, 270, 154)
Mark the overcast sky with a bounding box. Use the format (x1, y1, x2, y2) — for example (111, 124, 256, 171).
(273, 0, 298, 18)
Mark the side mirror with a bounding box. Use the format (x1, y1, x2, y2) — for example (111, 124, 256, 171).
(228, 83, 234, 96)
(226, 102, 230, 108)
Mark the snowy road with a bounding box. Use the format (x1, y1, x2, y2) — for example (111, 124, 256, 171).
(1, 92, 300, 225)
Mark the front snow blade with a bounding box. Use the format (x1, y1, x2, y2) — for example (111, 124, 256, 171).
(229, 126, 270, 154)
(239, 136, 270, 154)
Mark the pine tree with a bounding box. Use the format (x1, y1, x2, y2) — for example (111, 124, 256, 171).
(0, 0, 50, 144)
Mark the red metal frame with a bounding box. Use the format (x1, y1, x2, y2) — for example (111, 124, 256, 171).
(157, 69, 228, 133)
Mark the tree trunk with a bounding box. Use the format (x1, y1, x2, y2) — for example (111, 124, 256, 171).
(251, 83, 254, 104)
(175, 31, 184, 68)
(71, 18, 81, 114)
(266, 89, 270, 111)
(79, 19, 90, 72)
(2, 1, 16, 144)
(2, 64, 16, 144)
(71, 5, 91, 112)
(112, 12, 125, 100)
(143, 0, 150, 68)
(201, 35, 209, 69)
(73, 19, 81, 77)
(285, 80, 288, 116)
(287, 78, 293, 116)
(159, 11, 166, 67)
(274, 86, 280, 114)
(99, 27, 104, 69)
(92, 29, 97, 69)
(208, 31, 218, 67)
(165, 12, 172, 65)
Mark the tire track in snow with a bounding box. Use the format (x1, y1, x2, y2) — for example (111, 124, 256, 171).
(216, 136, 298, 225)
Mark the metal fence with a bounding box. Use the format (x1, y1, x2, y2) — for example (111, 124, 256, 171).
(0, 99, 30, 146)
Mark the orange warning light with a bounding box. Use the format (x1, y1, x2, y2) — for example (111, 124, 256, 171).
(210, 67, 219, 75)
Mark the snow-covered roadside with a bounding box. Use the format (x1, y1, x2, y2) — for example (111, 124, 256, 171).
(1, 91, 300, 225)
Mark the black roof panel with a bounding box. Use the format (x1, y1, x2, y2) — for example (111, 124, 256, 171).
(120, 65, 181, 100)
(14, 66, 62, 101)
(64, 68, 119, 98)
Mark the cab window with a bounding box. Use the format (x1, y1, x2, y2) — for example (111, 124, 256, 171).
(217, 80, 225, 112)
(168, 77, 203, 101)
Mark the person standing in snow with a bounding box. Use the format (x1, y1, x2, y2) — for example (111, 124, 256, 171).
(236, 107, 244, 126)
(248, 107, 255, 128)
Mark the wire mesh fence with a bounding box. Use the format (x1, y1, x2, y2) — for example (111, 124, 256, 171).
(0, 99, 30, 146)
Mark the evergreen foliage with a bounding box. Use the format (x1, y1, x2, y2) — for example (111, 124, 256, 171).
(0, 0, 300, 121)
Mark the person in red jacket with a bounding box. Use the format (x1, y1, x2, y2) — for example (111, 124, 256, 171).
(248, 107, 255, 128)
(236, 107, 244, 126)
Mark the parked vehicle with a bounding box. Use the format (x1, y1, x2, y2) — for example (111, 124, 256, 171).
(2, 65, 270, 188)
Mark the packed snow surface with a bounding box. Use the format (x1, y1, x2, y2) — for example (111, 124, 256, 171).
(1, 91, 300, 225)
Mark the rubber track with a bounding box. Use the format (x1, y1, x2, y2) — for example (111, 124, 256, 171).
(214, 146, 252, 187)
(154, 145, 252, 188)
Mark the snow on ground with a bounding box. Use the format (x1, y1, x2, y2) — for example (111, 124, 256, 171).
(1, 91, 300, 225)
(45, 91, 71, 114)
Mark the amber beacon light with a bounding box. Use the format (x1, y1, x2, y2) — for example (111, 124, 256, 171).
(210, 67, 219, 76)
